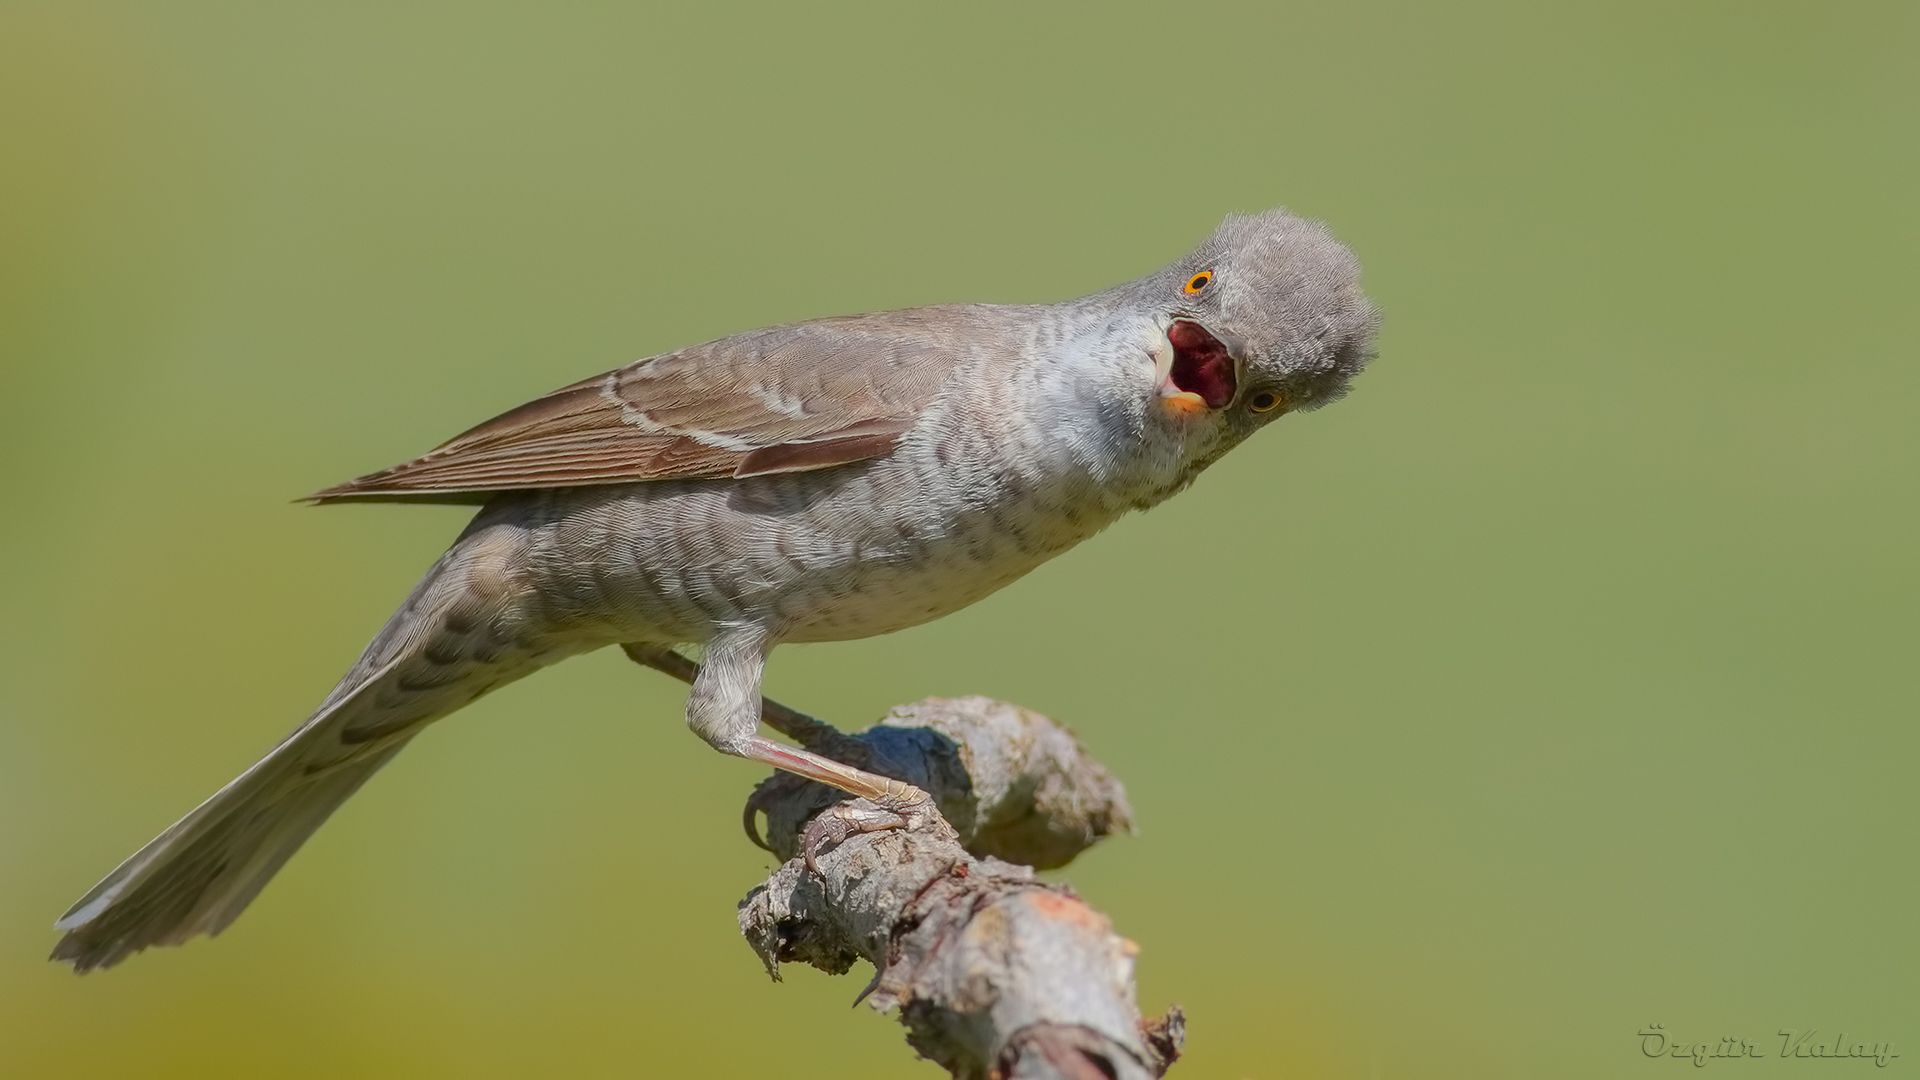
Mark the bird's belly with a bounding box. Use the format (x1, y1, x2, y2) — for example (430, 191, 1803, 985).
(522, 467, 1119, 647)
(766, 472, 1119, 642)
(770, 538, 1058, 643)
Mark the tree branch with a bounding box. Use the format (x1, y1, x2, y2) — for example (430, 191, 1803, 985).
(735, 695, 1184, 1079)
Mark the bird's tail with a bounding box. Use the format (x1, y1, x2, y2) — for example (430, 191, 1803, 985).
(52, 521, 558, 972)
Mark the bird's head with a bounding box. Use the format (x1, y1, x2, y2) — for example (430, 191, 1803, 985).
(1142, 209, 1379, 436)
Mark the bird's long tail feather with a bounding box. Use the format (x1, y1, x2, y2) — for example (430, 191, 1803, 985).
(52, 522, 550, 972)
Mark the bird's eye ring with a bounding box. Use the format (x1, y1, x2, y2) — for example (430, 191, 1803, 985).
(1183, 271, 1213, 294)
(1248, 390, 1283, 414)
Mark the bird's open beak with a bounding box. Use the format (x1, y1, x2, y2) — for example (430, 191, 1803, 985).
(1155, 320, 1239, 414)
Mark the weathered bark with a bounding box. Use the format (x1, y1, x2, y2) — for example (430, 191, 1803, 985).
(737, 696, 1184, 1080)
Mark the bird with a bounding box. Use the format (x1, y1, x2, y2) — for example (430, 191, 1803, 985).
(51, 208, 1379, 972)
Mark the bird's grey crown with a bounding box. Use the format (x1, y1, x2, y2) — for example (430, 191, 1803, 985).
(1136, 208, 1379, 412)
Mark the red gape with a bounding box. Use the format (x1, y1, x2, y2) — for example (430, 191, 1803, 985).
(1168, 320, 1237, 407)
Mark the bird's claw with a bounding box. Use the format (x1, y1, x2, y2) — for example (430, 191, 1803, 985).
(800, 786, 938, 875)
(742, 786, 777, 853)
(742, 776, 790, 853)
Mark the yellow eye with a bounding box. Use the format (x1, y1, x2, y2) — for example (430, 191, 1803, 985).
(1248, 390, 1284, 414)
(1183, 271, 1213, 294)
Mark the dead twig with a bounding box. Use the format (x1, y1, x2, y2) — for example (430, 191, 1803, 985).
(739, 695, 1180, 1079)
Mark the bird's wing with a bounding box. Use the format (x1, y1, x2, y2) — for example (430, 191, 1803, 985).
(307, 306, 1002, 503)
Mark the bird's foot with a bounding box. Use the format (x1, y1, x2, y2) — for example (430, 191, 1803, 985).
(800, 784, 942, 875)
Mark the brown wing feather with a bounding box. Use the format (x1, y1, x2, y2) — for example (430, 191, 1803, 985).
(306, 306, 1001, 504)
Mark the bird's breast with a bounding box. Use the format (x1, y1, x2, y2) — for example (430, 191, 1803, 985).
(518, 423, 1129, 646)
(753, 440, 1125, 642)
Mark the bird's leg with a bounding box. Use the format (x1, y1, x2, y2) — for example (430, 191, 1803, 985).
(620, 643, 870, 765)
(643, 631, 940, 870)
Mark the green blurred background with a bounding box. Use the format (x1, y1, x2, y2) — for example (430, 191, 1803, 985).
(2, 1, 1913, 1076)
